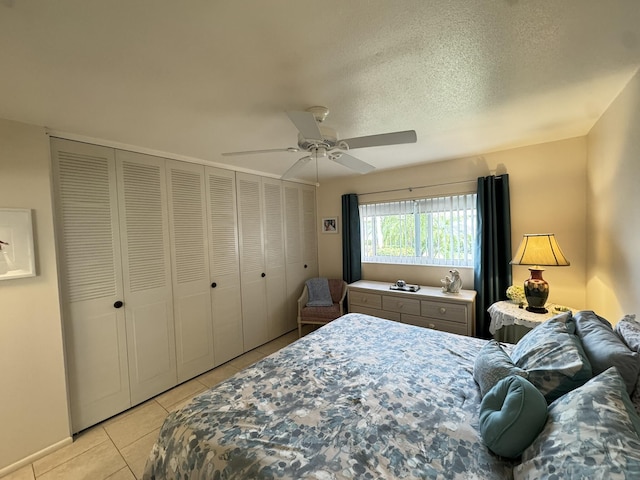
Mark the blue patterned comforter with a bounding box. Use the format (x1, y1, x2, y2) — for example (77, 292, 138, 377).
(143, 313, 514, 479)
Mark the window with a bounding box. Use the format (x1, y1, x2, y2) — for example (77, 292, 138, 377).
(359, 193, 477, 266)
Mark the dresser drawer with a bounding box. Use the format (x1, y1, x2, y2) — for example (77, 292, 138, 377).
(402, 313, 468, 336)
(349, 290, 382, 309)
(382, 295, 420, 315)
(421, 301, 467, 324)
(350, 304, 401, 322)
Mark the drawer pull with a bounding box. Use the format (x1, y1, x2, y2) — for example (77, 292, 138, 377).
(439, 307, 447, 314)
(398, 302, 404, 308)
(429, 323, 435, 329)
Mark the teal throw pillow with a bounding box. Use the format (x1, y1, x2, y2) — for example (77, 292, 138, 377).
(479, 375, 548, 459)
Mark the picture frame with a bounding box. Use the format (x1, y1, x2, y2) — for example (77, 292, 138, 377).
(321, 216, 339, 234)
(0, 208, 36, 280)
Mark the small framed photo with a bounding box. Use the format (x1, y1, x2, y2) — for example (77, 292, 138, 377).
(0, 208, 36, 280)
(321, 217, 339, 234)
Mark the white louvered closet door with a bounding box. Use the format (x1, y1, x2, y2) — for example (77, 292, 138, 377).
(301, 184, 319, 279)
(262, 178, 288, 339)
(205, 167, 244, 365)
(283, 182, 304, 329)
(166, 161, 215, 382)
(115, 151, 177, 405)
(236, 173, 268, 350)
(51, 138, 130, 433)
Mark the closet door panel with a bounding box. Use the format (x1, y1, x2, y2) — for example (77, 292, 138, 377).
(262, 178, 288, 339)
(205, 167, 243, 365)
(284, 182, 304, 329)
(51, 138, 129, 433)
(166, 161, 214, 381)
(116, 151, 176, 404)
(236, 173, 268, 350)
(301, 184, 319, 278)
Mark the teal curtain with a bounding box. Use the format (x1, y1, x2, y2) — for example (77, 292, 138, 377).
(342, 193, 361, 284)
(474, 175, 512, 339)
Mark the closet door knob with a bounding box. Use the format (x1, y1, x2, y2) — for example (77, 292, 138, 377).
(211, 282, 217, 288)
(304, 264, 308, 269)
(114, 301, 124, 309)
(261, 273, 266, 278)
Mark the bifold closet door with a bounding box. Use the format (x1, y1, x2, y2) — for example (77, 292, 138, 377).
(115, 150, 177, 405)
(205, 167, 244, 365)
(166, 161, 215, 381)
(51, 138, 130, 432)
(283, 182, 318, 331)
(236, 173, 268, 350)
(262, 177, 288, 339)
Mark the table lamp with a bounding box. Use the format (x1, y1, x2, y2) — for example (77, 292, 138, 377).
(511, 233, 570, 313)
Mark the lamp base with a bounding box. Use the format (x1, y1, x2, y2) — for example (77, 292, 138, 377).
(524, 267, 550, 314)
(526, 305, 548, 314)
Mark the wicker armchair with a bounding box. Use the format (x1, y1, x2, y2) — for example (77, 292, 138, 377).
(297, 279, 347, 337)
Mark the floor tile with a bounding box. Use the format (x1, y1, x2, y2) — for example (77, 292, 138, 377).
(255, 339, 284, 356)
(105, 467, 136, 480)
(1, 465, 34, 480)
(226, 349, 267, 370)
(154, 379, 207, 411)
(33, 427, 109, 477)
(119, 429, 159, 480)
(37, 441, 125, 480)
(104, 402, 167, 451)
(197, 364, 239, 389)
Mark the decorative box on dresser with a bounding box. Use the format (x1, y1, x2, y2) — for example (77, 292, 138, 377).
(347, 280, 476, 336)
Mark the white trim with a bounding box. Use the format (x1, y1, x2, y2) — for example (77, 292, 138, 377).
(0, 436, 73, 478)
(44, 128, 317, 186)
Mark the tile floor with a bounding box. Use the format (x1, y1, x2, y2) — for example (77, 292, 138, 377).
(3, 330, 301, 480)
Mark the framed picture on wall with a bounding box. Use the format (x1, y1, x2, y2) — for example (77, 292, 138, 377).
(321, 217, 339, 234)
(0, 208, 36, 280)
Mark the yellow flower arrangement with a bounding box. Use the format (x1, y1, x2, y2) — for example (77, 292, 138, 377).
(506, 284, 525, 304)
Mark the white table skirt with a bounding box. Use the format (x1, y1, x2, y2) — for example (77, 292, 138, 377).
(488, 300, 572, 335)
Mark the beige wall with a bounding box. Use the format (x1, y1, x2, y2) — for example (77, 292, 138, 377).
(317, 137, 588, 310)
(0, 119, 70, 472)
(586, 69, 640, 322)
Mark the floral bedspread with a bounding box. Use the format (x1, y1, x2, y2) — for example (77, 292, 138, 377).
(143, 313, 514, 479)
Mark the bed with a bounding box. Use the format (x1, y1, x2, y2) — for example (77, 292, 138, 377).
(143, 311, 640, 479)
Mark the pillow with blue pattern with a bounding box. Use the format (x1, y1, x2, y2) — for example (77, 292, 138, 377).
(514, 367, 640, 479)
(473, 340, 528, 397)
(510, 312, 592, 403)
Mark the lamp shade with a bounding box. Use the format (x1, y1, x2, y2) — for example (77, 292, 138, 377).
(511, 234, 570, 267)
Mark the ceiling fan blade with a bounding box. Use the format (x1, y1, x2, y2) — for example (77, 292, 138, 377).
(281, 155, 313, 179)
(286, 111, 324, 141)
(341, 130, 417, 149)
(330, 152, 376, 174)
(222, 147, 298, 156)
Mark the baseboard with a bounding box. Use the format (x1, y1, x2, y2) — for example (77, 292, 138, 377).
(0, 437, 72, 478)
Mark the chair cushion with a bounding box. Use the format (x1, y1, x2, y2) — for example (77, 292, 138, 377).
(479, 375, 548, 459)
(328, 279, 345, 303)
(301, 304, 341, 321)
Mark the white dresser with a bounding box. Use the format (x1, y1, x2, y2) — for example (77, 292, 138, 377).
(347, 280, 476, 336)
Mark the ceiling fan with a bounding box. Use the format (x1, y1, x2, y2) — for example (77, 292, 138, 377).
(222, 106, 417, 180)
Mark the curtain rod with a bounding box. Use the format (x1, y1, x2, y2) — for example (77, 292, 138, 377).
(357, 178, 478, 197)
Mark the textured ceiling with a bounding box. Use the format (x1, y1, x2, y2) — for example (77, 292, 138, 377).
(1, 0, 639, 183)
